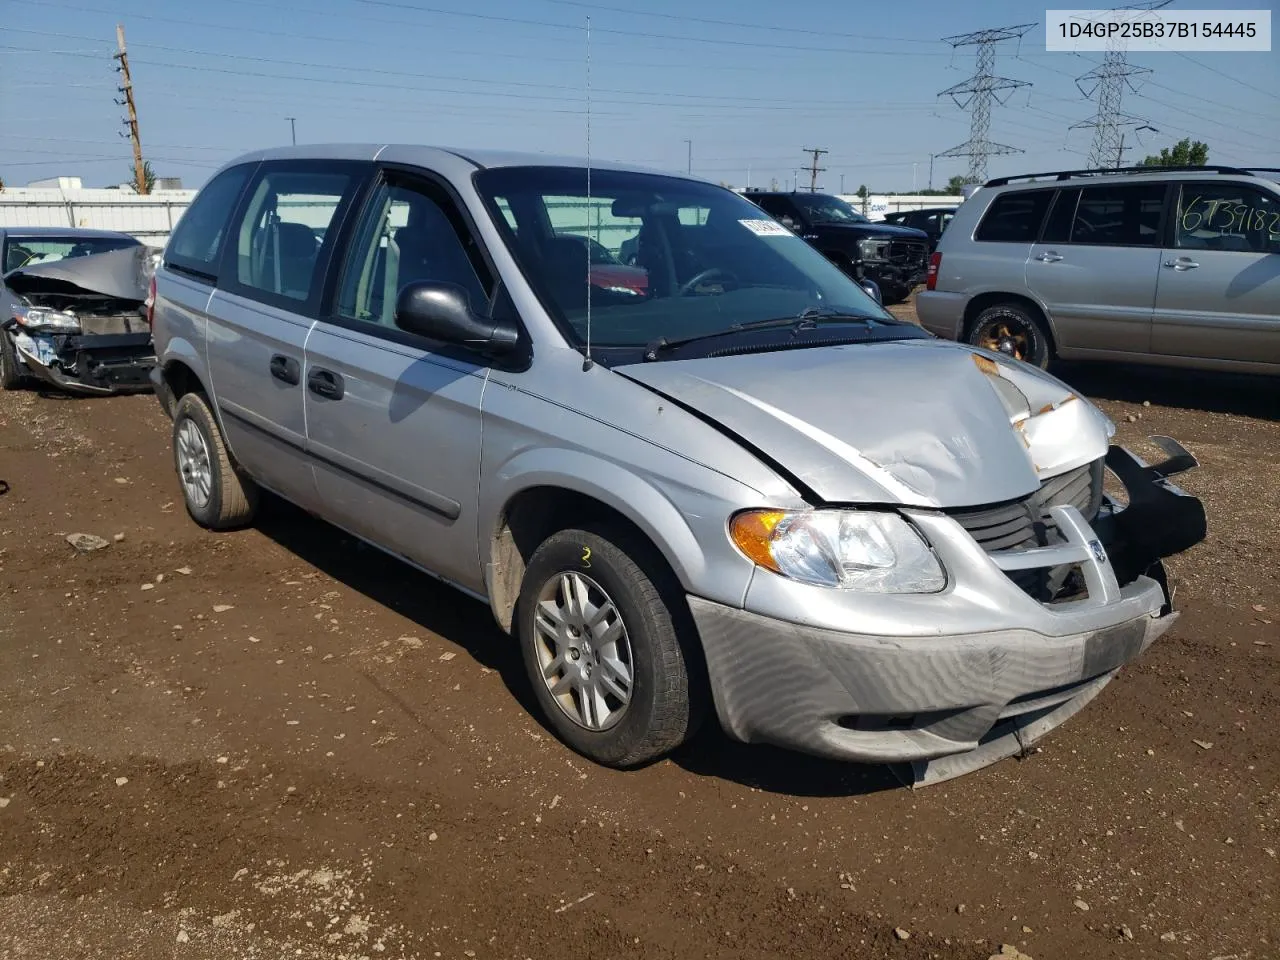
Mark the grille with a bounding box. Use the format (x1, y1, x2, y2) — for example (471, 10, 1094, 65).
(888, 240, 928, 268)
(949, 458, 1104, 601)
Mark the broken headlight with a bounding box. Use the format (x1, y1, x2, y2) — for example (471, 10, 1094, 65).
(15, 307, 80, 334)
(857, 238, 892, 262)
(730, 509, 946, 593)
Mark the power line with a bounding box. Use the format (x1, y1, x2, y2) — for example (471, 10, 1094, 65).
(936, 23, 1035, 185)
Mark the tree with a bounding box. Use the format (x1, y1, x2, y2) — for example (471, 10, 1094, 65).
(1141, 138, 1209, 168)
(856, 184, 869, 199)
(946, 174, 967, 194)
(129, 160, 156, 194)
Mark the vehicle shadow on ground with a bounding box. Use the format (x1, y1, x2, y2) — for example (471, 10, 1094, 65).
(254, 496, 908, 799)
(1054, 361, 1280, 421)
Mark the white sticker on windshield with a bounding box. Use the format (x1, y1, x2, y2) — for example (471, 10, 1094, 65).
(738, 218, 794, 237)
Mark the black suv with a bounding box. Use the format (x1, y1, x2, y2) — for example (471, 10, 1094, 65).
(881, 206, 956, 253)
(742, 191, 930, 304)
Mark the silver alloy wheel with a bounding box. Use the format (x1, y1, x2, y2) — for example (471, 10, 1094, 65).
(534, 571, 634, 731)
(176, 418, 213, 509)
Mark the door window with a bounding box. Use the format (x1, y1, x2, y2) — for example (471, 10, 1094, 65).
(1069, 183, 1165, 247)
(335, 180, 491, 329)
(1175, 183, 1280, 254)
(165, 163, 253, 278)
(233, 167, 358, 302)
(974, 190, 1053, 242)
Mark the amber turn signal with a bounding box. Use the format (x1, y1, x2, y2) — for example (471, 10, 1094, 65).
(729, 510, 786, 572)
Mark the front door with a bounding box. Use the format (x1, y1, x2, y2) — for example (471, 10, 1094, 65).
(1025, 182, 1166, 356)
(1153, 179, 1280, 365)
(303, 172, 499, 594)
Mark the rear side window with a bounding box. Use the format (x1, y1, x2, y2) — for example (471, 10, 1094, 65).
(166, 164, 252, 278)
(231, 166, 360, 303)
(1070, 183, 1165, 247)
(974, 190, 1053, 243)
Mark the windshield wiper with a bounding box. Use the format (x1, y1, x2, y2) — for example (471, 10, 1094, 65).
(643, 307, 878, 360)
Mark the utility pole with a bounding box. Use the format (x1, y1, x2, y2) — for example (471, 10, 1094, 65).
(840, 173, 846, 194)
(683, 139, 692, 174)
(802, 147, 828, 193)
(113, 24, 147, 195)
(936, 23, 1035, 185)
(286, 117, 297, 145)
(1071, 1, 1169, 169)
(928, 153, 935, 191)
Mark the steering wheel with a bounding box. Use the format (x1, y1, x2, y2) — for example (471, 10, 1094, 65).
(678, 267, 739, 297)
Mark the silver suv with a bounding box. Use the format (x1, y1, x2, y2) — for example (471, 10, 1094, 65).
(149, 145, 1207, 786)
(917, 166, 1280, 373)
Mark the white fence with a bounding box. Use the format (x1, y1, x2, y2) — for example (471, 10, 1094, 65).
(0, 188, 198, 246)
(837, 194, 964, 220)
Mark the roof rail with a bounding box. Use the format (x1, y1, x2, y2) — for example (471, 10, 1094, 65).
(983, 164, 1254, 187)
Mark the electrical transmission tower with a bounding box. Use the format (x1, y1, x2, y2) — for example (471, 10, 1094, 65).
(1071, 0, 1170, 168)
(936, 23, 1035, 185)
(802, 147, 828, 192)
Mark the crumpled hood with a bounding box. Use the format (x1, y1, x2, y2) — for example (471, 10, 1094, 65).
(616, 338, 1112, 509)
(5, 245, 154, 303)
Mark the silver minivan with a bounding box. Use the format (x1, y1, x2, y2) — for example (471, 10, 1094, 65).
(917, 166, 1280, 373)
(149, 145, 1207, 786)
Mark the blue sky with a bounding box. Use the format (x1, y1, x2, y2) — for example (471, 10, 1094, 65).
(2, 0, 1277, 191)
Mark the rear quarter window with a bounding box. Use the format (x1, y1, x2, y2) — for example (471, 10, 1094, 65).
(974, 190, 1053, 243)
(166, 164, 254, 279)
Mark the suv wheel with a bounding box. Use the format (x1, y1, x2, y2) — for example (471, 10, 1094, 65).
(516, 525, 702, 768)
(968, 303, 1052, 369)
(0, 332, 28, 391)
(172, 392, 259, 530)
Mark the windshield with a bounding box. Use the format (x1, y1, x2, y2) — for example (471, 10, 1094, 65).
(475, 167, 897, 350)
(3, 235, 139, 274)
(791, 195, 869, 225)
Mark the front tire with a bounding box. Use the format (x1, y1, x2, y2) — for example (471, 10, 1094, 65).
(0, 332, 28, 391)
(172, 392, 259, 530)
(968, 302, 1052, 369)
(516, 526, 702, 768)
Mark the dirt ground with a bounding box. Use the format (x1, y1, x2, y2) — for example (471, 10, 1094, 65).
(1, 301, 1277, 960)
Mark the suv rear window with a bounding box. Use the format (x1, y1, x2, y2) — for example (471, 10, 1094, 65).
(974, 190, 1053, 243)
(166, 164, 253, 279)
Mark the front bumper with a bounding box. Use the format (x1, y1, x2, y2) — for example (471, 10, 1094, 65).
(692, 439, 1206, 786)
(7, 328, 155, 396)
(863, 261, 926, 297)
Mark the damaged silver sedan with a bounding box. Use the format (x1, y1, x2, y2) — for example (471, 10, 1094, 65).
(2, 229, 157, 395)
(149, 147, 1208, 785)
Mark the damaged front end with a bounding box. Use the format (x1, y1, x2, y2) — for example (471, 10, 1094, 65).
(2, 246, 157, 396)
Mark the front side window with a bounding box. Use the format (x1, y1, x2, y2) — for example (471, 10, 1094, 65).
(1176, 182, 1280, 254)
(1069, 183, 1165, 247)
(335, 179, 490, 327)
(475, 166, 909, 354)
(974, 190, 1053, 243)
(4, 234, 139, 273)
(166, 164, 252, 277)
(233, 167, 357, 302)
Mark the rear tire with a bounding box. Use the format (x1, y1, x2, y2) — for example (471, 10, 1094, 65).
(516, 525, 703, 768)
(968, 302, 1052, 369)
(0, 332, 28, 391)
(172, 392, 259, 530)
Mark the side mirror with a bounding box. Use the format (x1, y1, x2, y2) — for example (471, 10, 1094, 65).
(394, 281, 519, 353)
(779, 215, 797, 231)
(859, 278, 883, 305)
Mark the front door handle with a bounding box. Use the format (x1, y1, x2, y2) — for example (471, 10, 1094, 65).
(269, 354, 300, 385)
(307, 367, 344, 401)
(1163, 257, 1200, 270)
(1035, 251, 1064, 263)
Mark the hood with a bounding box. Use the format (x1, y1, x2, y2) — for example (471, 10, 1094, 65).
(810, 221, 929, 241)
(5, 245, 155, 303)
(616, 339, 1112, 509)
